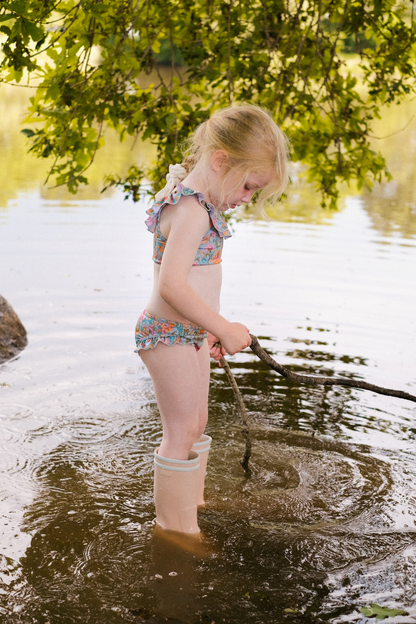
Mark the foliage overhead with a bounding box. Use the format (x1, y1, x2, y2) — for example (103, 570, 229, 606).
(1, 0, 415, 207)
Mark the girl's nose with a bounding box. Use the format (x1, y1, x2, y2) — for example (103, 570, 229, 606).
(242, 189, 255, 203)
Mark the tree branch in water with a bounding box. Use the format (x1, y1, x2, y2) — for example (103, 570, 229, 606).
(219, 355, 252, 476)
(249, 334, 416, 404)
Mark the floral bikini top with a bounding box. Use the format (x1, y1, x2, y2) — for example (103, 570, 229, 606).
(145, 184, 232, 266)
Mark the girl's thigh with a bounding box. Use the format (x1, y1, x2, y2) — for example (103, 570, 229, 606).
(140, 341, 210, 458)
(195, 339, 210, 426)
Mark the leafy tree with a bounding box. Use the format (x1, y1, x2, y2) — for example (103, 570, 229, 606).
(1, 0, 415, 207)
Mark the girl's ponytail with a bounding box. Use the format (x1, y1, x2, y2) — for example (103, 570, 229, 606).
(154, 163, 188, 201)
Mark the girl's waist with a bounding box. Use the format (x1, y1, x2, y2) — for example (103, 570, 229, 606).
(139, 310, 206, 333)
(146, 292, 220, 326)
(153, 262, 222, 291)
(143, 306, 202, 330)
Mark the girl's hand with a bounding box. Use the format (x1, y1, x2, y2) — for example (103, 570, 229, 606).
(207, 333, 226, 362)
(220, 323, 251, 356)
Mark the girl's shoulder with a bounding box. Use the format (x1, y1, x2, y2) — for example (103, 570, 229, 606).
(145, 184, 231, 240)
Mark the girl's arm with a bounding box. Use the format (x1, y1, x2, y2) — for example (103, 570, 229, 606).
(158, 197, 251, 355)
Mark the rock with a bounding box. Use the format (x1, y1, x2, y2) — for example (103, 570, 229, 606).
(0, 295, 28, 363)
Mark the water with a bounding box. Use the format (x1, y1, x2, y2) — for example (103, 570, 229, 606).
(1, 189, 415, 623)
(1, 87, 416, 623)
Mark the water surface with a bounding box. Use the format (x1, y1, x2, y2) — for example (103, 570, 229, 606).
(1, 88, 416, 624)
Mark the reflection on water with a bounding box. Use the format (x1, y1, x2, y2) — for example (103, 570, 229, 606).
(1, 86, 416, 623)
(0, 83, 153, 209)
(360, 97, 416, 240)
(2, 78, 416, 236)
(1, 189, 415, 623)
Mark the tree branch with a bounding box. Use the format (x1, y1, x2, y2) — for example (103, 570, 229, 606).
(368, 115, 415, 140)
(219, 355, 252, 476)
(227, 0, 234, 105)
(249, 335, 416, 404)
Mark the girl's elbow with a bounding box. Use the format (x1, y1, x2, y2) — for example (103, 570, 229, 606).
(158, 279, 179, 304)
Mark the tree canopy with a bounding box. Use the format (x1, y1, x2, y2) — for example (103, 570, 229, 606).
(1, 0, 415, 207)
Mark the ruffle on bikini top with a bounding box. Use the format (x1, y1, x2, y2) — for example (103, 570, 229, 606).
(145, 183, 232, 240)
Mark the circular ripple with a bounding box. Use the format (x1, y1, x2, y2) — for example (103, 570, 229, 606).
(0, 424, 19, 445)
(0, 404, 34, 420)
(0, 420, 51, 447)
(0, 448, 28, 476)
(86, 449, 152, 478)
(205, 428, 392, 529)
(61, 416, 117, 446)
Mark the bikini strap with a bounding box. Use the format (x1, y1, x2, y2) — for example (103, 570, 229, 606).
(145, 184, 232, 240)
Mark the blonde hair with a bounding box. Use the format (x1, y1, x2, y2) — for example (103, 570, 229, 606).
(182, 104, 290, 215)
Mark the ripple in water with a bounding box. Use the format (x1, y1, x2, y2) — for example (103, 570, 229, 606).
(205, 428, 392, 531)
(0, 404, 34, 420)
(60, 415, 118, 446)
(0, 449, 28, 477)
(1, 422, 414, 624)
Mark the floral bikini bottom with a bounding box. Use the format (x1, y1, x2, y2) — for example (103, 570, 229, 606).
(135, 311, 208, 352)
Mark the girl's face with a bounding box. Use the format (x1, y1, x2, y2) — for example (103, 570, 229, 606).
(209, 151, 275, 212)
(217, 170, 275, 212)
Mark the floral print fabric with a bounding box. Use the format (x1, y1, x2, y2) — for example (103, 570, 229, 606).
(145, 183, 232, 266)
(135, 311, 208, 351)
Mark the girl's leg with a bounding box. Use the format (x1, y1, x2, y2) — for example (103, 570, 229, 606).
(193, 341, 212, 505)
(140, 340, 210, 460)
(141, 340, 211, 533)
(195, 339, 211, 438)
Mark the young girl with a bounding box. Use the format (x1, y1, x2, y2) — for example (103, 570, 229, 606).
(136, 105, 289, 535)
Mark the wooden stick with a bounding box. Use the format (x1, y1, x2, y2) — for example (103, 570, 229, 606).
(249, 334, 416, 404)
(219, 355, 252, 475)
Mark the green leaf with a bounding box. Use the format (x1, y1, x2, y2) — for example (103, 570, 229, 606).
(165, 112, 176, 128)
(284, 608, 299, 614)
(359, 603, 408, 619)
(5, 1, 26, 13)
(25, 20, 44, 42)
(21, 128, 35, 137)
(1, 0, 415, 202)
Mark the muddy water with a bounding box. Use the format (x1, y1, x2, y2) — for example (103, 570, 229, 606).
(1, 89, 416, 623)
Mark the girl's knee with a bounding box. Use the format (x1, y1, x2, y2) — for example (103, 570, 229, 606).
(196, 411, 208, 440)
(160, 428, 199, 459)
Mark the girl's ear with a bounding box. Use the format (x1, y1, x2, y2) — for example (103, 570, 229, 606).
(211, 150, 229, 172)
